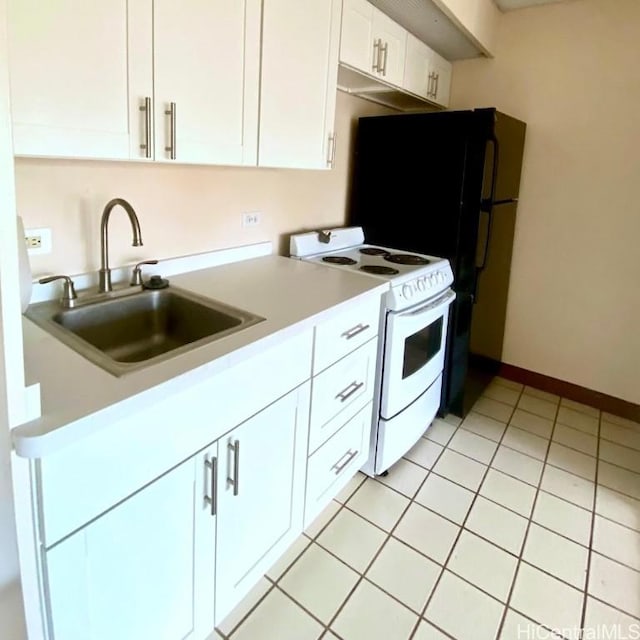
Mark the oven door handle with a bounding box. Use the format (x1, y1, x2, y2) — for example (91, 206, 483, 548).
(396, 289, 456, 318)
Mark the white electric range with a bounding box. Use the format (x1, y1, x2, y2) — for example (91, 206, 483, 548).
(290, 227, 455, 476)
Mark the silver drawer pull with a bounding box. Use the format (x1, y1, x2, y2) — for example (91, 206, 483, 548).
(227, 439, 240, 496)
(335, 381, 364, 403)
(340, 323, 370, 340)
(204, 456, 217, 516)
(332, 449, 359, 475)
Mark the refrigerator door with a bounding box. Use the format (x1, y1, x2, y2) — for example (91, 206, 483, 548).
(471, 110, 526, 361)
(349, 111, 478, 288)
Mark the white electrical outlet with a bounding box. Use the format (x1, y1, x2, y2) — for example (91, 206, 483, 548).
(25, 228, 52, 255)
(241, 211, 262, 227)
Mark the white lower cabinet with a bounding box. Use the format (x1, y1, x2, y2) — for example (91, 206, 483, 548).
(305, 401, 372, 527)
(35, 293, 384, 639)
(215, 383, 309, 622)
(42, 383, 310, 639)
(45, 444, 217, 640)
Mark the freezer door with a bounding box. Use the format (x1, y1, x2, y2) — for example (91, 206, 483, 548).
(348, 111, 476, 280)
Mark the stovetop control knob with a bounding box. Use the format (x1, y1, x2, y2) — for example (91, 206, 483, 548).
(416, 278, 426, 291)
(402, 284, 413, 300)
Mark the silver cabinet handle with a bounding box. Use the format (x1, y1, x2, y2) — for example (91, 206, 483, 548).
(428, 72, 435, 98)
(332, 449, 359, 475)
(139, 97, 151, 158)
(434, 73, 440, 100)
(372, 38, 381, 72)
(204, 456, 218, 516)
(164, 102, 176, 160)
(326, 133, 335, 168)
(340, 323, 370, 340)
(331, 132, 337, 168)
(335, 381, 364, 403)
(227, 439, 240, 496)
(380, 41, 388, 76)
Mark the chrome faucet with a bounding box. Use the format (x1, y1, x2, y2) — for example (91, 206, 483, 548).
(98, 198, 143, 293)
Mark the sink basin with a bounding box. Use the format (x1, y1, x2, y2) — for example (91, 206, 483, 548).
(25, 287, 265, 376)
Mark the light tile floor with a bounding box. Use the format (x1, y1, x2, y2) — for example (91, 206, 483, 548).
(215, 377, 640, 640)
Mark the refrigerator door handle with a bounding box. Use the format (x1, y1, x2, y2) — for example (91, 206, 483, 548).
(477, 135, 500, 273)
(480, 135, 499, 214)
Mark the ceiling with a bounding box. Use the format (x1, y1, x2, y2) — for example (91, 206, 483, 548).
(369, 0, 571, 60)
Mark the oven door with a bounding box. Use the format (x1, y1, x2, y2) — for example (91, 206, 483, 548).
(380, 289, 455, 420)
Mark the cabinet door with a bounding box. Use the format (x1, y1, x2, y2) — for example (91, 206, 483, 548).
(259, 0, 341, 169)
(45, 445, 218, 640)
(8, 0, 151, 160)
(153, 0, 260, 165)
(216, 385, 309, 621)
(430, 52, 452, 107)
(404, 33, 430, 99)
(372, 9, 406, 87)
(339, 0, 375, 74)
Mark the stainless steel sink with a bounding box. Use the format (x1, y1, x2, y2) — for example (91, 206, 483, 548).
(25, 287, 265, 376)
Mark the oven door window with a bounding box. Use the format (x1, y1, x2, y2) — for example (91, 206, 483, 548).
(402, 317, 443, 379)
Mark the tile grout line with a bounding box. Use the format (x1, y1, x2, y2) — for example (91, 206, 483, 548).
(319, 419, 460, 638)
(409, 386, 525, 639)
(222, 474, 367, 639)
(225, 390, 639, 639)
(493, 394, 578, 640)
(579, 409, 602, 639)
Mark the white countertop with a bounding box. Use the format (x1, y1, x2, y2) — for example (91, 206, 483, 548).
(13, 253, 388, 458)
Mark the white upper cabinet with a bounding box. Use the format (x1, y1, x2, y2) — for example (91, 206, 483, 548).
(151, 0, 260, 166)
(8, 0, 260, 165)
(428, 49, 452, 107)
(259, 0, 341, 169)
(340, 0, 406, 87)
(8, 0, 146, 160)
(403, 33, 431, 99)
(373, 10, 406, 86)
(403, 33, 452, 107)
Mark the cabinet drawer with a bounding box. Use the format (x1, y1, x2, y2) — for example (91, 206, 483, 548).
(305, 402, 371, 526)
(309, 338, 377, 452)
(313, 294, 380, 374)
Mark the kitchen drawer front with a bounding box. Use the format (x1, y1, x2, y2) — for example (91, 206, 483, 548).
(305, 402, 370, 527)
(313, 294, 380, 374)
(309, 338, 377, 452)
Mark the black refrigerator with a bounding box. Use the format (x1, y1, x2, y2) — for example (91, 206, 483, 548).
(348, 108, 527, 417)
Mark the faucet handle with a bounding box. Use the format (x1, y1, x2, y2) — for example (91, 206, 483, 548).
(130, 260, 159, 286)
(38, 275, 78, 309)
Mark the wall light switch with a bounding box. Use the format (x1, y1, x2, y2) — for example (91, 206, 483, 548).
(241, 212, 262, 227)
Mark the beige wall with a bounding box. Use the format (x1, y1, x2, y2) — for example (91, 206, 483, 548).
(450, 0, 640, 404)
(14, 91, 390, 278)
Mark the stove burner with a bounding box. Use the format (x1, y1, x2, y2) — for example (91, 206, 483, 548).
(359, 247, 390, 257)
(385, 253, 430, 266)
(360, 265, 400, 276)
(322, 256, 357, 265)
